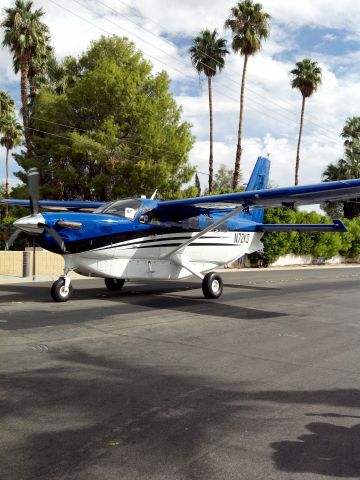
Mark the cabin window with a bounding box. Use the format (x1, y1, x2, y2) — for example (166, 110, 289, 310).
(94, 199, 143, 220)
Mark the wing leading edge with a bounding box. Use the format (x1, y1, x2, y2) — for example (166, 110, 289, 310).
(1, 199, 105, 211)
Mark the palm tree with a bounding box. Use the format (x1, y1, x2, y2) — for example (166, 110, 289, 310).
(224, 0, 271, 190)
(0, 115, 22, 216)
(190, 30, 228, 193)
(290, 58, 322, 185)
(341, 116, 360, 148)
(322, 143, 360, 218)
(46, 55, 77, 96)
(1, 0, 51, 158)
(28, 42, 53, 100)
(0, 90, 15, 118)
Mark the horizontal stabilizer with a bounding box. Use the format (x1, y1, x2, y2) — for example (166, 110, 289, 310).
(256, 219, 347, 233)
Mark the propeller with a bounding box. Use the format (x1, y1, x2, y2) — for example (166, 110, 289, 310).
(5, 168, 71, 253)
(39, 223, 66, 253)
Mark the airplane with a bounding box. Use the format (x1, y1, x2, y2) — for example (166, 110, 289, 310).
(2, 156, 360, 302)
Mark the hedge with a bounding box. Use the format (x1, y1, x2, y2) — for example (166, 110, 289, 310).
(262, 209, 360, 265)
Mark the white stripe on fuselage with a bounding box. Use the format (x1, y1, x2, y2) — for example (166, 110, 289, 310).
(88, 231, 252, 252)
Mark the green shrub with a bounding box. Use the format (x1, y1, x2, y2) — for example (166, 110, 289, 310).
(262, 209, 360, 264)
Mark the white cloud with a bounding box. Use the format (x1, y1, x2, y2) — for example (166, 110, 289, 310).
(324, 33, 336, 41)
(1, 0, 360, 199)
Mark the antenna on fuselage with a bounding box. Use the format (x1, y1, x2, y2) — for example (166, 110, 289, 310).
(150, 189, 158, 200)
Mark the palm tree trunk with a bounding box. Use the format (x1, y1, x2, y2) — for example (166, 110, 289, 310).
(5, 147, 9, 217)
(233, 53, 248, 190)
(20, 57, 32, 159)
(208, 76, 214, 193)
(295, 95, 306, 185)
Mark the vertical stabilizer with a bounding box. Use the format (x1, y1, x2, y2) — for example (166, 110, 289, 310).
(246, 156, 270, 223)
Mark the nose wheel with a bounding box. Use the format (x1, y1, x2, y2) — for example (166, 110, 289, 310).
(202, 272, 223, 299)
(51, 277, 73, 302)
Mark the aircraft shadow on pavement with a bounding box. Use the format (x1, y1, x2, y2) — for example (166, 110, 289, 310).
(0, 281, 288, 331)
(0, 292, 288, 331)
(1, 349, 360, 479)
(0, 279, 278, 304)
(1, 274, 355, 308)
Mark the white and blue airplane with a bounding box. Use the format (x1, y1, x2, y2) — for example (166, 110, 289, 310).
(2, 157, 360, 302)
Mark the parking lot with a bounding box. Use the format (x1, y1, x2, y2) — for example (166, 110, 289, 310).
(1, 267, 360, 480)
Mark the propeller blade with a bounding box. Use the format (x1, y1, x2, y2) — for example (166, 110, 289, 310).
(5, 229, 22, 250)
(39, 224, 67, 253)
(28, 168, 40, 215)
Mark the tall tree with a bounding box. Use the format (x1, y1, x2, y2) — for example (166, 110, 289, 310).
(341, 116, 360, 148)
(0, 114, 22, 216)
(194, 173, 201, 196)
(290, 58, 322, 185)
(190, 29, 228, 193)
(1, 0, 51, 158)
(0, 90, 15, 117)
(224, 0, 270, 189)
(322, 141, 360, 219)
(45, 55, 78, 96)
(27, 42, 53, 100)
(14, 36, 195, 201)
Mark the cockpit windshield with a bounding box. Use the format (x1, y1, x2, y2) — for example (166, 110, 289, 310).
(93, 199, 143, 220)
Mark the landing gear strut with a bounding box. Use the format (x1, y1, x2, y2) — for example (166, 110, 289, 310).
(202, 272, 223, 299)
(104, 278, 125, 291)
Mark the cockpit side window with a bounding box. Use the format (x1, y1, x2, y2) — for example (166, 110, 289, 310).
(94, 199, 143, 220)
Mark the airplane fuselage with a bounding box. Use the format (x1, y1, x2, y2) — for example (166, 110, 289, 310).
(65, 230, 263, 280)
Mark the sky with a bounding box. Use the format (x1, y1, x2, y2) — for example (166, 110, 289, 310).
(1, 0, 360, 201)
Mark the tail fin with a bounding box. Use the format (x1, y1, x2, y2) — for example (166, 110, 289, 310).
(246, 156, 270, 223)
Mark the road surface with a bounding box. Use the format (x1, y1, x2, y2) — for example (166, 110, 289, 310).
(1, 267, 360, 479)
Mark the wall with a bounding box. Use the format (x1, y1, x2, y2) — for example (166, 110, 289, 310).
(0, 250, 64, 277)
(271, 254, 314, 267)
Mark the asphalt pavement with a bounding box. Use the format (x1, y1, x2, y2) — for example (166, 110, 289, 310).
(1, 267, 360, 480)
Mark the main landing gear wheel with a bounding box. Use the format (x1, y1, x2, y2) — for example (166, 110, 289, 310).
(104, 278, 125, 291)
(202, 272, 223, 299)
(51, 278, 73, 302)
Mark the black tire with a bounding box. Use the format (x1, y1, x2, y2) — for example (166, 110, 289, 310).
(104, 278, 125, 291)
(202, 272, 223, 299)
(51, 278, 73, 302)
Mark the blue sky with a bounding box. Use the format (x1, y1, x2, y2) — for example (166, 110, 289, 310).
(1, 0, 360, 197)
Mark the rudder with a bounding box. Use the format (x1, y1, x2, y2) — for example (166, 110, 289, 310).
(246, 156, 270, 223)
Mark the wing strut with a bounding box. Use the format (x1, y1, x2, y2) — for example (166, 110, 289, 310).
(160, 206, 244, 260)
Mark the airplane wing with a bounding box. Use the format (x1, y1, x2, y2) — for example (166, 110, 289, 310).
(0, 199, 105, 211)
(158, 180, 359, 260)
(158, 179, 360, 210)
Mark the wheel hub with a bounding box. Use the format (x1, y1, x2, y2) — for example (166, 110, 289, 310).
(212, 279, 220, 292)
